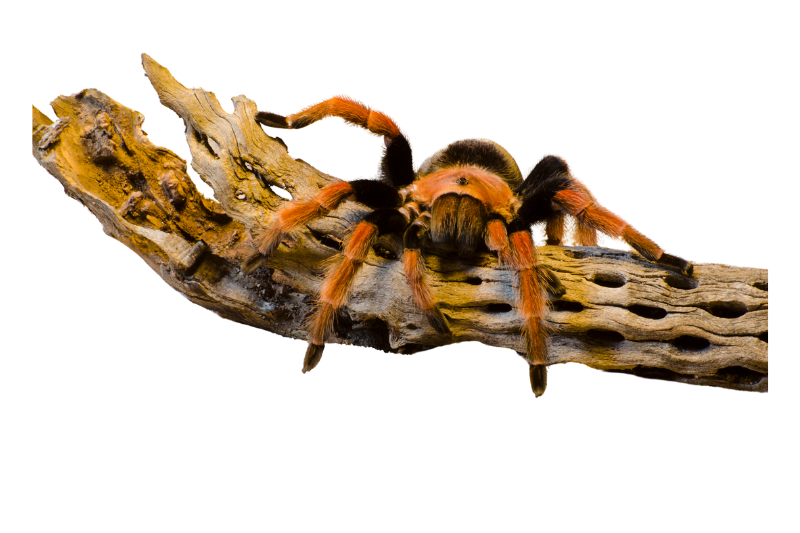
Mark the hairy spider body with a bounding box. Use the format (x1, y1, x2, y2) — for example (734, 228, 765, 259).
(248, 96, 692, 397)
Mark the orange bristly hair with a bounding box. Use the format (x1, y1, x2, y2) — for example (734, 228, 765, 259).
(404, 250, 436, 311)
(411, 166, 516, 212)
(256, 181, 354, 255)
(308, 221, 379, 345)
(286, 93, 402, 139)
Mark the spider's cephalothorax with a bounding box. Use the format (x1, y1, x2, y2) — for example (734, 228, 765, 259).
(248, 96, 692, 397)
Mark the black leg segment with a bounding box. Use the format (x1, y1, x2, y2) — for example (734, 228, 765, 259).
(255, 111, 290, 129)
(515, 155, 573, 225)
(380, 134, 415, 188)
(362, 208, 410, 235)
(349, 179, 403, 209)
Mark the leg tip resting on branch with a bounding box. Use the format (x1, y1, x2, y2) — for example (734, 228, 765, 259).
(530, 365, 548, 398)
(303, 344, 325, 374)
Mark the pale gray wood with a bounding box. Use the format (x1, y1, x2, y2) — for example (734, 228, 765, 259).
(30, 54, 768, 393)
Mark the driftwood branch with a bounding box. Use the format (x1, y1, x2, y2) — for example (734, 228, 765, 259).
(30, 55, 768, 393)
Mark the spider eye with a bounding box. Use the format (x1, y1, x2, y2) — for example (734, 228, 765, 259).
(456, 176, 469, 186)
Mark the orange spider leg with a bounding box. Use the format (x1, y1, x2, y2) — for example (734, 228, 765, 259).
(257, 96, 415, 188)
(544, 210, 566, 246)
(286, 93, 404, 139)
(402, 214, 450, 334)
(486, 219, 548, 396)
(244, 181, 354, 269)
(304, 220, 380, 372)
(485, 218, 513, 264)
(553, 189, 692, 275)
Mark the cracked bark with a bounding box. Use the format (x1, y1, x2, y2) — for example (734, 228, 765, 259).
(30, 54, 768, 393)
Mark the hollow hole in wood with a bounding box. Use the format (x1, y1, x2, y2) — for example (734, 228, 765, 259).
(628, 304, 667, 319)
(758, 332, 768, 343)
(715, 366, 765, 385)
(193, 129, 220, 159)
(564, 250, 588, 259)
(269, 184, 292, 200)
(592, 273, 626, 288)
(484, 303, 512, 313)
(192, 128, 206, 144)
(753, 281, 768, 291)
(309, 230, 342, 251)
(586, 329, 625, 343)
(671, 335, 711, 351)
(361, 317, 392, 352)
(664, 274, 698, 290)
(607, 365, 688, 383)
(552, 300, 584, 312)
(705, 301, 747, 319)
(333, 309, 353, 336)
(406, 324, 419, 331)
(127, 170, 147, 191)
(272, 308, 294, 322)
(251, 170, 268, 188)
(465, 276, 483, 286)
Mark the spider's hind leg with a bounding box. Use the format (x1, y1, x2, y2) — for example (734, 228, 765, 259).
(518, 155, 692, 275)
(553, 183, 693, 276)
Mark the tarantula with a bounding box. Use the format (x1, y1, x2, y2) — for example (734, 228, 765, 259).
(246, 97, 692, 397)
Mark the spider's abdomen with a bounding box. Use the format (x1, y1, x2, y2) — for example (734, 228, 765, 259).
(430, 193, 488, 253)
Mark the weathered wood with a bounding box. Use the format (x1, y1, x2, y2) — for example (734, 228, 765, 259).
(30, 54, 768, 393)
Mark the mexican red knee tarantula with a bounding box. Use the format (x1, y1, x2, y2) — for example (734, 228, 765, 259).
(247, 96, 692, 397)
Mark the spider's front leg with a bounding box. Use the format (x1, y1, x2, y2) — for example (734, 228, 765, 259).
(242, 180, 402, 272)
(252, 96, 418, 372)
(256, 95, 415, 188)
(402, 213, 451, 335)
(485, 217, 549, 397)
(245, 96, 415, 272)
(304, 209, 409, 372)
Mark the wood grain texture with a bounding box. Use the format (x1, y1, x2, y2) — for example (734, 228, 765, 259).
(30, 55, 768, 393)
